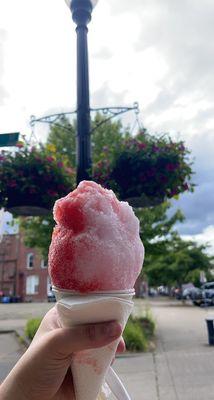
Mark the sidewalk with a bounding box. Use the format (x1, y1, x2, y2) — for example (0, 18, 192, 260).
(113, 300, 214, 400)
(0, 333, 23, 382)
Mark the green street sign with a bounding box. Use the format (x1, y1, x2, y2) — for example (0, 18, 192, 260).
(0, 132, 20, 147)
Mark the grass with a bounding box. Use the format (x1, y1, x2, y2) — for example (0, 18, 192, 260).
(25, 318, 42, 340)
(123, 309, 156, 352)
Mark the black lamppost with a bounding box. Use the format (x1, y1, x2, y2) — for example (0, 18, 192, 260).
(65, 0, 98, 184)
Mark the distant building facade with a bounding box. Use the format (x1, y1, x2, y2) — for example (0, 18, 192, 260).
(0, 233, 51, 301)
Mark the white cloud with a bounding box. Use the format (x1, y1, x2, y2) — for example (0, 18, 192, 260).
(182, 226, 214, 255)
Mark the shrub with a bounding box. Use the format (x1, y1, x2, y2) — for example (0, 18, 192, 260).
(136, 310, 156, 339)
(123, 319, 148, 351)
(25, 318, 42, 340)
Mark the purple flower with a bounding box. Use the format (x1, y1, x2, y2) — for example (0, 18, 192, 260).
(152, 145, 160, 153)
(179, 144, 185, 152)
(57, 161, 64, 168)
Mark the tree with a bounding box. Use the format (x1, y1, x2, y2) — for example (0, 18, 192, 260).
(144, 234, 214, 287)
(20, 216, 54, 258)
(46, 113, 130, 166)
(47, 115, 76, 167)
(91, 113, 130, 163)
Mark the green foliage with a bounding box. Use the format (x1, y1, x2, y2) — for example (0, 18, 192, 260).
(136, 309, 156, 338)
(91, 113, 130, 163)
(47, 116, 76, 168)
(123, 318, 148, 351)
(123, 311, 156, 352)
(20, 215, 54, 258)
(144, 234, 214, 287)
(47, 113, 129, 166)
(25, 318, 42, 340)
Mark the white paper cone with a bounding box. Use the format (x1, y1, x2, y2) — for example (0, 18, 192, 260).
(53, 287, 134, 400)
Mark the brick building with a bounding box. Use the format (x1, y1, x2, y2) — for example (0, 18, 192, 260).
(0, 233, 51, 301)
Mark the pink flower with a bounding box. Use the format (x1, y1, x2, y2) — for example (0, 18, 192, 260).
(65, 167, 75, 174)
(183, 183, 189, 191)
(159, 175, 168, 184)
(47, 189, 58, 196)
(57, 161, 64, 168)
(138, 143, 147, 150)
(8, 180, 17, 188)
(166, 163, 176, 172)
(29, 187, 37, 194)
(46, 156, 54, 163)
(170, 188, 179, 197)
(58, 184, 67, 191)
(152, 145, 160, 153)
(16, 142, 24, 148)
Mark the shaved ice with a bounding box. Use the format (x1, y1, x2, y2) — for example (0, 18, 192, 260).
(48, 181, 144, 292)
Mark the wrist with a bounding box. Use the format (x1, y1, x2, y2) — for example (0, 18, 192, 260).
(0, 374, 28, 400)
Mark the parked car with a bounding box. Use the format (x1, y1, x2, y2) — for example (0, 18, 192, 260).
(193, 282, 214, 306)
(172, 284, 201, 301)
(47, 286, 56, 302)
(182, 287, 201, 300)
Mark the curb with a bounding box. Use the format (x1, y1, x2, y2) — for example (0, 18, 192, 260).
(0, 328, 30, 348)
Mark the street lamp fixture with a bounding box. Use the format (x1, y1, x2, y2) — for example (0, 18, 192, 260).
(65, 0, 99, 184)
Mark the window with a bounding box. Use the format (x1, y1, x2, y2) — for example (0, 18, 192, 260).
(27, 253, 34, 269)
(47, 276, 52, 296)
(41, 259, 48, 269)
(26, 275, 39, 295)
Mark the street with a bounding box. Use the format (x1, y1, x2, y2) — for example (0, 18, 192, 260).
(1, 299, 214, 399)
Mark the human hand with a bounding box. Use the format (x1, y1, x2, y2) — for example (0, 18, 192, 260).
(0, 307, 123, 400)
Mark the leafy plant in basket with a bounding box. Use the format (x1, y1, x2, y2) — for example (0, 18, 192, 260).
(93, 130, 194, 206)
(0, 144, 75, 215)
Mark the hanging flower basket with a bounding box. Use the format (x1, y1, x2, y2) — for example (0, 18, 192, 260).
(93, 131, 194, 207)
(0, 144, 75, 216)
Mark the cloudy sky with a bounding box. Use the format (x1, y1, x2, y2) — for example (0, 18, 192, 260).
(0, 0, 213, 251)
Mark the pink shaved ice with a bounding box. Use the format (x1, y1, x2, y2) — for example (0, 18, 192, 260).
(48, 181, 144, 293)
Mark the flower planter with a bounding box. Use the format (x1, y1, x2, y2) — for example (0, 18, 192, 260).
(0, 145, 75, 216)
(93, 132, 194, 207)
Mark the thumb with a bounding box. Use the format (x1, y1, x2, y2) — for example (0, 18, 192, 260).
(43, 321, 122, 357)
